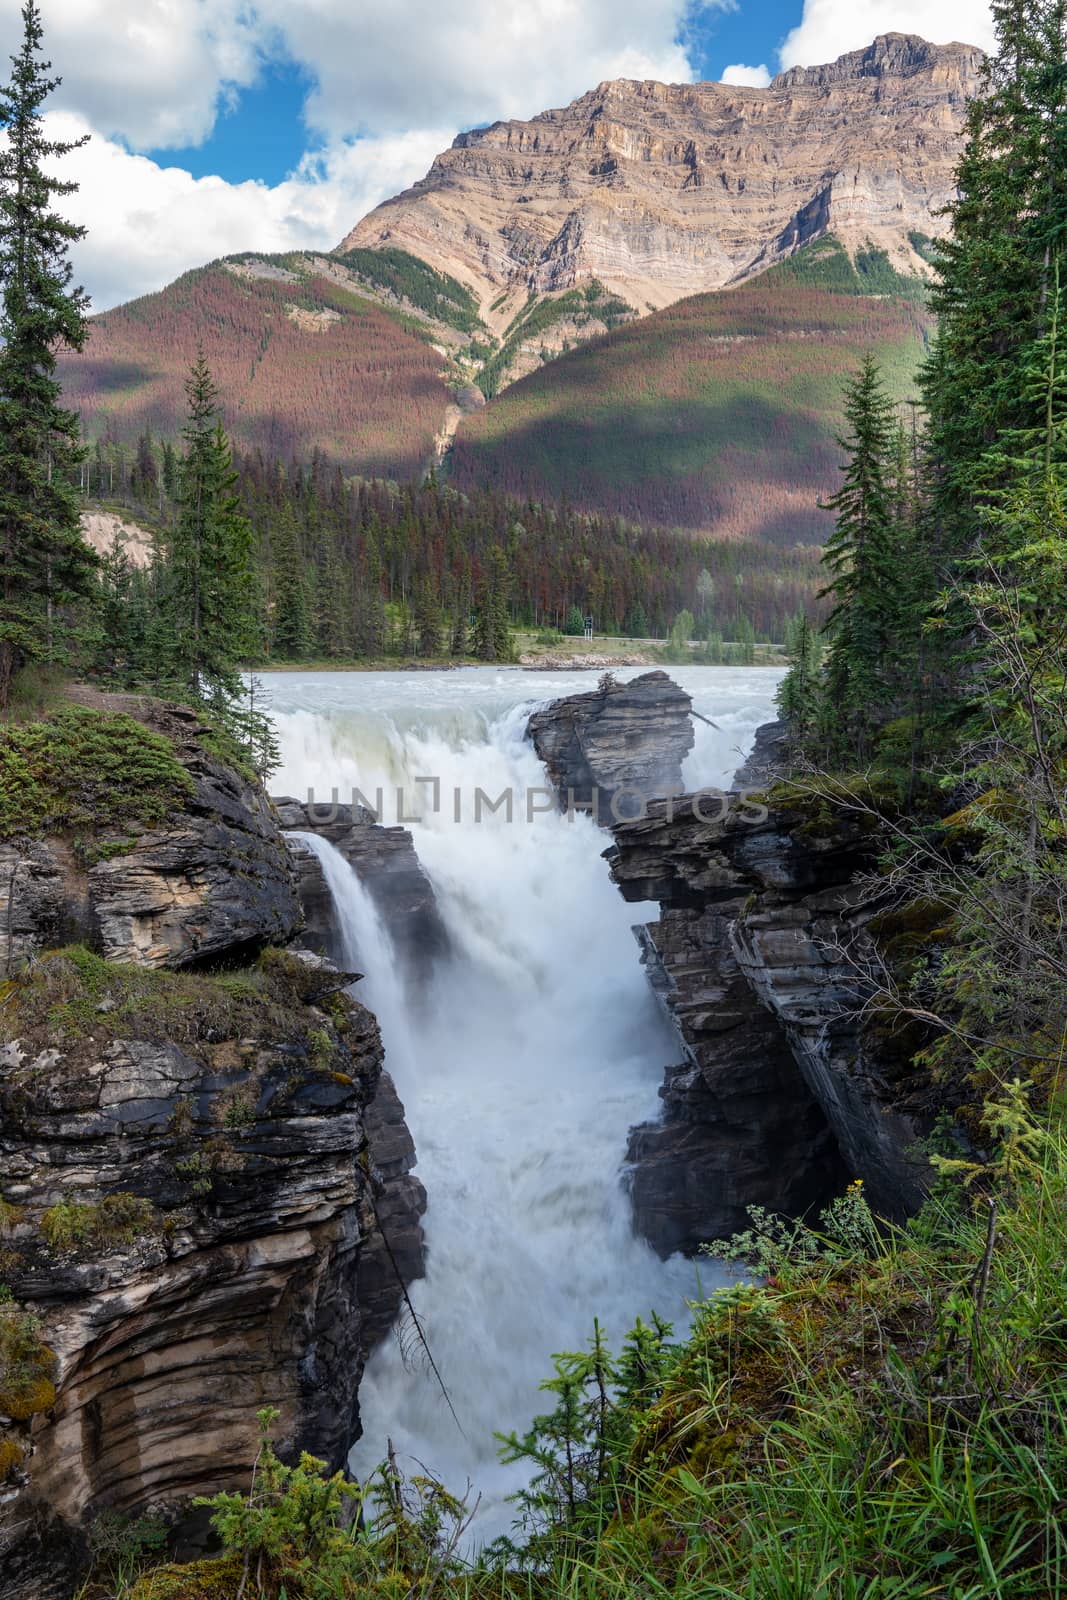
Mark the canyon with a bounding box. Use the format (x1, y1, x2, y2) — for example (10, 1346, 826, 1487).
(2, 668, 942, 1592)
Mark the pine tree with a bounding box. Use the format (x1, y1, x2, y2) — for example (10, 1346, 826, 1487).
(922, 1, 1067, 561)
(777, 612, 823, 755)
(818, 355, 897, 760)
(0, 1, 96, 707)
(472, 548, 513, 662)
(165, 354, 256, 700)
(270, 505, 310, 660)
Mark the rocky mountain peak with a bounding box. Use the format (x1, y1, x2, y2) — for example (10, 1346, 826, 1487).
(772, 32, 984, 90)
(341, 34, 984, 322)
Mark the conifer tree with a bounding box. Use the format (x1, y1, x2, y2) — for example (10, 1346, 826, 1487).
(472, 548, 513, 662)
(166, 354, 256, 699)
(270, 505, 310, 660)
(0, 1, 96, 707)
(819, 355, 897, 759)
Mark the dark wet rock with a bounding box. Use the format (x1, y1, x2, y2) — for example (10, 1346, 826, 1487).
(608, 791, 934, 1250)
(526, 670, 694, 822)
(276, 798, 447, 973)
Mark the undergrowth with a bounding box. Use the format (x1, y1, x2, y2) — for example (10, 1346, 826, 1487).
(0, 704, 193, 844)
(115, 1085, 1067, 1600)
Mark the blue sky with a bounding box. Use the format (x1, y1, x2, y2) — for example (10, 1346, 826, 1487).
(0, 0, 993, 308)
(150, 2, 805, 187)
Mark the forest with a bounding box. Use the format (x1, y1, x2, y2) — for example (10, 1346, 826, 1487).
(3, 0, 1067, 1597)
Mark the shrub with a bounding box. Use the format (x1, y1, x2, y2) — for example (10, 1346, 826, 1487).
(0, 705, 194, 842)
(0, 1305, 56, 1421)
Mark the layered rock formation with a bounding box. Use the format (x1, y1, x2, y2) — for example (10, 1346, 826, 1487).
(526, 671, 694, 820)
(0, 703, 425, 1598)
(275, 797, 448, 974)
(608, 791, 935, 1250)
(343, 34, 982, 317)
(1, 700, 301, 975)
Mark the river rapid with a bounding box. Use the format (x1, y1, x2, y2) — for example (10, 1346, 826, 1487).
(260, 665, 784, 1540)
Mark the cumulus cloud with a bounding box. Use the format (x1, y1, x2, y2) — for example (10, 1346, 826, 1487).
(778, 0, 995, 70)
(0, 0, 262, 150)
(52, 113, 449, 311)
(4, 0, 740, 307)
(720, 63, 772, 87)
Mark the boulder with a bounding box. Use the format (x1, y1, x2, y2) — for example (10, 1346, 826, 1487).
(526, 670, 694, 822)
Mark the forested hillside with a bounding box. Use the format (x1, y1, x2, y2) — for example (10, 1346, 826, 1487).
(94, 458, 824, 667)
(58, 258, 459, 483)
(452, 242, 930, 541)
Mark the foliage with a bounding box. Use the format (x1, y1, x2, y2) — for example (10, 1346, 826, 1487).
(337, 245, 485, 335)
(39, 1192, 156, 1255)
(96, 463, 823, 659)
(0, 703, 193, 842)
(478, 281, 634, 399)
(0, 1, 96, 707)
(766, 233, 929, 301)
(0, 1301, 55, 1420)
(453, 258, 930, 540)
(58, 261, 453, 485)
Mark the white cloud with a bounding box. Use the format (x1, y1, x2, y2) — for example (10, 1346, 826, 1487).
(52, 113, 449, 311)
(778, 0, 995, 70)
(253, 0, 703, 140)
(0, 1, 262, 150)
(720, 62, 772, 87)
(4, 0, 740, 307)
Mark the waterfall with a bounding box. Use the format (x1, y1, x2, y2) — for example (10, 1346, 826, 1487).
(267, 666, 783, 1541)
(289, 829, 417, 1081)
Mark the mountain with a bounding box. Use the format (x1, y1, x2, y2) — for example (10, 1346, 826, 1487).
(59, 253, 478, 481)
(449, 238, 931, 542)
(60, 34, 978, 528)
(343, 33, 981, 329)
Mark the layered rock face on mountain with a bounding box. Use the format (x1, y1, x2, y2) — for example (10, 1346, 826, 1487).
(608, 789, 935, 1250)
(343, 34, 983, 316)
(0, 707, 425, 1598)
(526, 671, 694, 819)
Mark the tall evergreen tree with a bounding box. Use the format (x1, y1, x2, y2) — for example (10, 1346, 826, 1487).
(166, 354, 256, 700)
(0, 1, 96, 707)
(472, 548, 514, 662)
(819, 355, 897, 759)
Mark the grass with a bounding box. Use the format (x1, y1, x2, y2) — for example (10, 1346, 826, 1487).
(0, 703, 194, 849)
(0, 944, 360, 1073)
(116, 1087, 1067, 1600)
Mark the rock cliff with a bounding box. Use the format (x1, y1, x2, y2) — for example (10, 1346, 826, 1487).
(526, 671, 694, 820)
(608, 790, 935, 1250)
(275, 797, 447, 975)
(343, 34, 982, 317)
(0, 700, 425, 1598)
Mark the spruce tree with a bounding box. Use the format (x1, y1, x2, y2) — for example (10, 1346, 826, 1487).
(0, 1, 96, 707)
(819, 355, 897, 759)
(166, 354, 256, 699)
(472, 548, 513, 662)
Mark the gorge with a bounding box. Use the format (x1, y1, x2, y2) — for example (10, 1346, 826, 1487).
(1, 663, 944, 1587)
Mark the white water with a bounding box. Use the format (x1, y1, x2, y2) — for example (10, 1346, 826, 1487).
(261, 665, 784, 1541)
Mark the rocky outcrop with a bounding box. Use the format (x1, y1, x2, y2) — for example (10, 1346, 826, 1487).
(275, 798, 447, 973)
(0, 706, 426, 1599)
(343, 34, 982, 317)
(526, 671, 694, 820)
(0, 947, 418, 1597)
(87, 707, 301, 968)
(608, 791, 935, 1250)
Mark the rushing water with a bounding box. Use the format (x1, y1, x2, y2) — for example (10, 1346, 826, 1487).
(260, 665, 784, 1540)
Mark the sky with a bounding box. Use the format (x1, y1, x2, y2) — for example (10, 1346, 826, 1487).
(0, 0, 997, 312)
